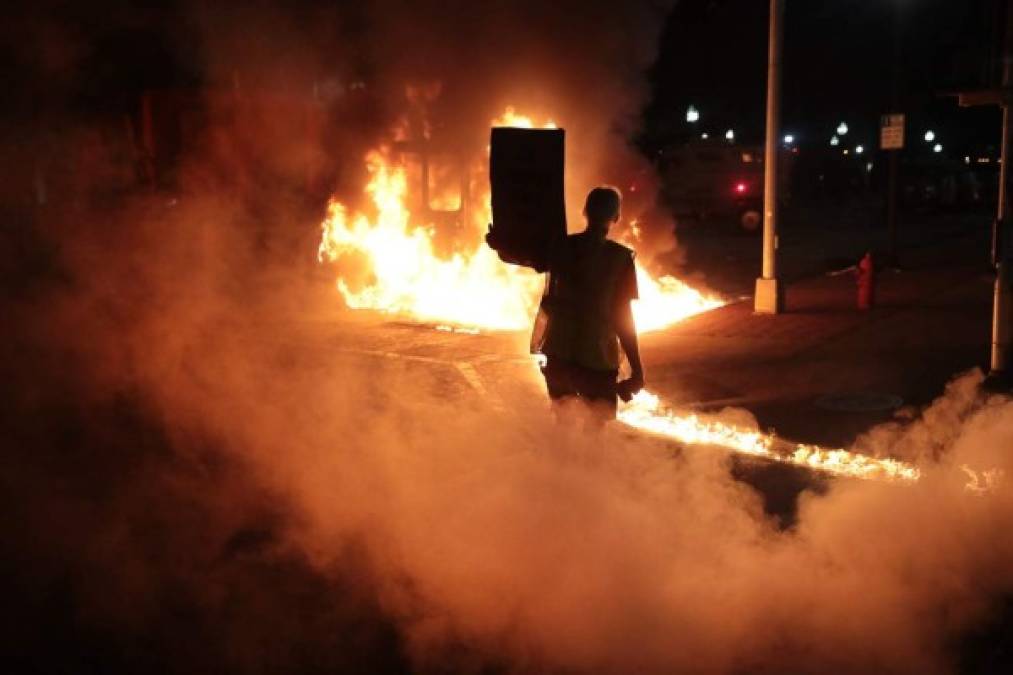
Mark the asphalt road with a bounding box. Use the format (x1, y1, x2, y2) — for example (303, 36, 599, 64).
(296, 300, 828, 523)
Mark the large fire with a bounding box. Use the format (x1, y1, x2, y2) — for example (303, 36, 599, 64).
(318, 108, 722, 332)
(318, 150, 535, 329)
(316, 108, 923, 485)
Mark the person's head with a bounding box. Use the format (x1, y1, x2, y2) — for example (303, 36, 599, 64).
(583, 186, 621, 234)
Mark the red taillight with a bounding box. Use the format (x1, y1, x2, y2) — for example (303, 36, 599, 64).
(735, 182, 747, 194)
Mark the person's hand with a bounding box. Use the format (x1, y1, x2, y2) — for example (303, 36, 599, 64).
(616, 371, 644, 402)
(628, 369, 645, 393)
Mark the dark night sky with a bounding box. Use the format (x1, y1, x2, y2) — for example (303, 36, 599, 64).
(646, 0, 1003, 154)
(2, 0, 1005, 156)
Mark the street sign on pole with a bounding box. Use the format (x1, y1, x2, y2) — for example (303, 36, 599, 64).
(880, 114, 905, 150)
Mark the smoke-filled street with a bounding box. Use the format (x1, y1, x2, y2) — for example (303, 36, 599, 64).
(4, 1, 1013, 674)
(5, 189, 1008, 673)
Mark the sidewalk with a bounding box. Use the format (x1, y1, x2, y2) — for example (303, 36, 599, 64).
(642, 230, 996, 447)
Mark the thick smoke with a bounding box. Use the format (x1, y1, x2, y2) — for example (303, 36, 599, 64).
(4, 2, 1013, 674)
(9, 192, 1013, 674)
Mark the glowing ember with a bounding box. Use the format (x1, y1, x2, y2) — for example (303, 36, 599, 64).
(492, 106, 557, 129)
(318, 108, 723, 333)
(618, 390, 921, 483)
(961, 465, 1005, 494)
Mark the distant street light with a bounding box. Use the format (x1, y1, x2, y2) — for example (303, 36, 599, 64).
(701, 132, 709, 139)
(686, 106, 700, 123)
(837, 122, 849, 135)
(924, 130, 936, 142)
(855, 145, 865, 154)
(725, 129, 735, 142)
(933, 143, 943, 153)
(783, 133, 795, 145)
(830, 135, 840, 146)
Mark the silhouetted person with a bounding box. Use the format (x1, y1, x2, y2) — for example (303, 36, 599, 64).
(531, 186, 645, 423)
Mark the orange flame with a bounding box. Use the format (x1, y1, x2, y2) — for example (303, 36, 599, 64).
(318, 150, 537, 329)
(492, 106, 557, 129)
(618, 390, 922, 483)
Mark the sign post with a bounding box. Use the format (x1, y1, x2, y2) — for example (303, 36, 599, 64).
(880, 113, 904, 266)
(946, 0, 1013, 388)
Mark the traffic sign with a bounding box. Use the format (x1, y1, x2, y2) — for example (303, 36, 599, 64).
(880, 113, 905, 150)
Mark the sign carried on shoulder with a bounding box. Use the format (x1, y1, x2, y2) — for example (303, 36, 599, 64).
(880, 113, 905, 150)
(487, 127, 567, 272)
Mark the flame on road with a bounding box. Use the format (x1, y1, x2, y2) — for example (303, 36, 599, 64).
(618, 390, 922, 483)
(633, 271, 723, 333)
(318, 108, 722, 332)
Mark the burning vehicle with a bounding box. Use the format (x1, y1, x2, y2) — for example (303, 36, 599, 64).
(316, 99, 724, 333)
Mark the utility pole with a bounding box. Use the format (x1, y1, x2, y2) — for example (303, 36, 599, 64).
(755, 0, 785, 314)
(989, 0, 1013, 384)
(885, 2, 904, 267)
(949, 0, 1013, 387)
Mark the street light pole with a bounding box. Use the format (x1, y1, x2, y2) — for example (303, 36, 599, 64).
(755, 0, 785, 313)
(989, 0, 1013, 383)
(885, 1, 904, 267)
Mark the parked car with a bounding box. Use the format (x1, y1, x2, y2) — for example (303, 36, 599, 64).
(659, 140, 792, 232)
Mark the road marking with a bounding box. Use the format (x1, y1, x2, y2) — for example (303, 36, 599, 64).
(455, 362, 506, 412)
(334, 347, 448, 364)
(333, 347, 509, 412)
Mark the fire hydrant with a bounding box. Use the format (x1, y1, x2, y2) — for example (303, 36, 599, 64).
(856, 251, 875, 310)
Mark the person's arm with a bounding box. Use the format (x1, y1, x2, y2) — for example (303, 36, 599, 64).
(617, 301, 644, 395)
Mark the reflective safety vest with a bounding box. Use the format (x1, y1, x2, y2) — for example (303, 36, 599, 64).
(530, 235, 635, 371)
